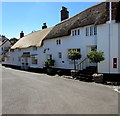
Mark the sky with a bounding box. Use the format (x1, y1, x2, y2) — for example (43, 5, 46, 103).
(1, 2, 99, 39)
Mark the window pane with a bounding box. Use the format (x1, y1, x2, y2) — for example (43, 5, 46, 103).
(86, 27, 89, 36)
(78, 29, 80, 35)
(90, 27, 93, 36)
(94, 26, 97, 35)
(72, 31, 74, 36)
(75, 30, 76, 36)
(58, 52, 62, 58)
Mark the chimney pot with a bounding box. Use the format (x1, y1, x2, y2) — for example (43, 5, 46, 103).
(20, 31, 24, 38)
(42, 23, 47, 29)
(61, 6, 69, 21)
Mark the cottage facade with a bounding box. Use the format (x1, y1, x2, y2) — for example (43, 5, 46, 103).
(4, 2, 120, 74)
(0, 35, 11, 62)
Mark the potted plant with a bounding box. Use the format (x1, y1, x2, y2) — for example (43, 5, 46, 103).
(68, 50, 81, 78)
(87, 50, 105, 83)
(44, 59, 55, 75)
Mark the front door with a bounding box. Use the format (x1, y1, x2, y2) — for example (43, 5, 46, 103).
(21, 57, 29, 70)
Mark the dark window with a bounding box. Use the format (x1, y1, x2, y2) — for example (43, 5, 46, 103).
(59, 40, 61, 44)
(56, 40, 59, 45)
(56, 40, 61, 45)
(113, 58, 117, 68)
(33, 47, 37, 51)
(90, 27, 93, 36)
(75, 30, 77, 36)
(32, 56, 37, 64)
(86, 27, 89, 36)
(72, 31, 74, 36)
(58, 52, 62, 58)
(94, 26, 97, 35)
(78, 29, 80, 35)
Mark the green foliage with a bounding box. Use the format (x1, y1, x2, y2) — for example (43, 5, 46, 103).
(10, 38, 18, 45)
(87, 50, 105, 63)
(44, 59, 55, 67)
(68, 50, 81, 60)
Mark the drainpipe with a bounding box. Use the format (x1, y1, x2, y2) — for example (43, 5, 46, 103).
(109, 2, 112, 73)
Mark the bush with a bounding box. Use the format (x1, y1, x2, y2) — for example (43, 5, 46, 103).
(44, 59, 55, 67)
(87, 50, 105, 63)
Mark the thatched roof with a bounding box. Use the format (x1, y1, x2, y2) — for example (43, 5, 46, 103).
(11, 2, 120, 49)
(11, 27, 54, 49)
(44, 2, 120, 40)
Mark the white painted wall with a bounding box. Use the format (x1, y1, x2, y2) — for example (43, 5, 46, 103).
(40, 26, 97, 70)
(97, 21, 120, 74)
(4, 22, 120, 74)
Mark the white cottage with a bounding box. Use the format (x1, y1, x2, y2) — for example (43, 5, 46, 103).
(0, 35, 11, 62)
(4, 2, 120, 79)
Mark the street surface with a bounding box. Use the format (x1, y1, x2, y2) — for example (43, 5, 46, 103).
(1, 65, 119, 114)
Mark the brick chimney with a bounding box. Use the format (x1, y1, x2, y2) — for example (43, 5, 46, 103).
(42, 23, 47, 29)
(61, 6, 69, 21)
(20, 31, 24, 38)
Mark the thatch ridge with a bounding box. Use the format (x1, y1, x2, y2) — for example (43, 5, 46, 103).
(44, 2, 119, 40)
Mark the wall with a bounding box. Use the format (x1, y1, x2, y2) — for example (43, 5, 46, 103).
(97, 21, 119, 74)
(40, 26, 97, 69)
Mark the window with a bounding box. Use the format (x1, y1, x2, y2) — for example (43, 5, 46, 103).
(31, 56, 37, 64)
(94, 26, 97, 35)
(32, 47, 37, 51)
(58, 52, 62, 58)
(68, 48, 80, 53)
(18, 49, 21, 51)
(78, 29, 80, 35)
(47, 54, 52, 60)
(90, 27, 93, 36)
(72, 31, 74, 36)
(91, 46, 97, 51)
(18, 57, 21, 62)
(59, 40, 61, 44)
(56, 39, 61, 45)
(86, 27, 89, 36)
(56, 40, 59, 45)
(75, 30, 77, 36)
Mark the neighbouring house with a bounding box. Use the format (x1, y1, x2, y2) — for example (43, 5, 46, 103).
(0, 35, 11, 62)
(9, 37, 18, 46)
(4, 2, 120, 76)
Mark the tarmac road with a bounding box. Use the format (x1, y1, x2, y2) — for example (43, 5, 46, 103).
(1, 65, 119, 114)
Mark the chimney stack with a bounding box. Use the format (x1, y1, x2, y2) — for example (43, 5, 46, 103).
(42, 23, 47, 29)
(20, 31, 24, 38)
(61, 6, 69, 21)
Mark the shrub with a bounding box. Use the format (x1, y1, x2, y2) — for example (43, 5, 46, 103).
(87, 50, 105, 63)
(44, 59, 55, 67)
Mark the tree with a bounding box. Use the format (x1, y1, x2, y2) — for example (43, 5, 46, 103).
(87, 50, 105, 63)
(68, 50, 81, 70)
(9, 38, 18, 45)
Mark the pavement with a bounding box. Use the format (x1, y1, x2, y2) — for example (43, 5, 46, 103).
(1, 65, 119, 114)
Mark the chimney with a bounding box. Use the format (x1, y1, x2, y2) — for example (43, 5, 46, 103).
(61, 6, 69, 21)
(42, 23, 47, 29)
(20, 31, 24, 38)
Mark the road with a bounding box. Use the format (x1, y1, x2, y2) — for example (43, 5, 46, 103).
(1, 65, 119, 114)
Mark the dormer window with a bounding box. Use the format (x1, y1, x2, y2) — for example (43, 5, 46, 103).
(86, 26, 97, 36)
(72, 29, 80, 36)
(32, 47, 37, 51)
(56, 39, 61, 45)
